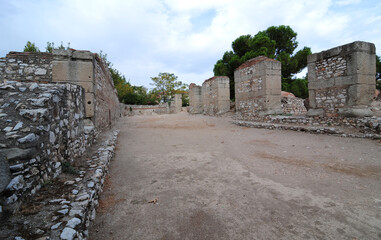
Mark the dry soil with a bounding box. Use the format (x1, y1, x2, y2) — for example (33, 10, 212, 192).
(89, 112, 381, 240)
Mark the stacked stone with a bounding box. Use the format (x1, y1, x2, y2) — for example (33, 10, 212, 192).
(189, 83, 203, 114)
(201, 76, 230, 115)
(0, 81, 96, 213)
(281, 96, 307, 115)
(234, 56, 282, 118)
(0, 52, 52, 83)
(1, 130, 119, 240)
(307, 41, 376, 117)
(232, 115, 381, 138)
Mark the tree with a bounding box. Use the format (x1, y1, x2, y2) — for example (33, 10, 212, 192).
(150, 72, 188, 103)
(24, 41, 40, 52)
(213, 25, 311, 99)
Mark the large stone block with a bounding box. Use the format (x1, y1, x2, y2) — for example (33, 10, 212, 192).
(307, 41, 376, 117)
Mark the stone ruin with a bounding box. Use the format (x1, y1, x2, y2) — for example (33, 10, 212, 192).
(307, 41, 376, 117)
(0, 49, 120, 213)
(234, 56, 283, 117)
(188, 76, 230, 115)
(189, 83, 203, 114)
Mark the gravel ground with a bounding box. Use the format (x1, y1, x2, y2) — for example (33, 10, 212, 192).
(89, 112, 381, 240)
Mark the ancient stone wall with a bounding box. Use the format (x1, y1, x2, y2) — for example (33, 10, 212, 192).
(189, 83, 203, 114)
(234, 56, 282, 119)
(0, 50, 121, 130)
(93, 55, 120, 129)
(202, 76, 230, 115)
(281, 92, 307, 116)
(307, 41, 376, 117)
(0, 81, 96, 212)
(0, 52, 52, 83)
(121, 103, 169, 116)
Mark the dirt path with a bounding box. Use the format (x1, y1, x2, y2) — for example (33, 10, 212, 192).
(89, 112, 381, 240)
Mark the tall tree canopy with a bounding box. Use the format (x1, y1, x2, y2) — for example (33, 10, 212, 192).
(214, 25, 311, 99)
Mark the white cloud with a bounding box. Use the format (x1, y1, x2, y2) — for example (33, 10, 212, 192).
(0, 0, 380, 89)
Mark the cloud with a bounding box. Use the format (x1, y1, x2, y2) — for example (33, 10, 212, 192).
(0, 0, 380, 89)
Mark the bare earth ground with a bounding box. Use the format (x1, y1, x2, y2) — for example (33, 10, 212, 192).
(89, 112, 381, 240)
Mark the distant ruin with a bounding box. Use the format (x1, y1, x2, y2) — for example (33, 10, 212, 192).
(188, 76, 230, 115)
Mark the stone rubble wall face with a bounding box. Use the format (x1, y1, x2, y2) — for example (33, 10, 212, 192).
(189, 85, 203, 114)
(0, 82, 96, 211)
(234, 57, 282, 119)
(281, 97, 307, 115)
(308, 41, 376, 117)
(121, 103, 169, 116)
(0, 52, 52, 83)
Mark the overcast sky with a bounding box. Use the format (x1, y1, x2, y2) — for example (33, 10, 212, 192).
(1, 0, 380, 88)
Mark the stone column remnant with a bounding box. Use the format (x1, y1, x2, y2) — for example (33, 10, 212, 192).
(307, 41, 376, 117)
(189, 83, 203, 114)
(234, 56, 282, 118)
(201, 76, 230, 115)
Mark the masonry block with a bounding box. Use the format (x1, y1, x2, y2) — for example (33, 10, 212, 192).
(307, 41, 376, 117)
(234, 56, 282, 118)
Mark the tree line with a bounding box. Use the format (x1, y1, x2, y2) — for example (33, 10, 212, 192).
(214, 25, 381, 99)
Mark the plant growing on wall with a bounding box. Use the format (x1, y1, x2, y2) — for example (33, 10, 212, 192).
(23, 41, 40, 52)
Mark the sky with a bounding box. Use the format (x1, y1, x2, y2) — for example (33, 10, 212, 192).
(0, 0, 380, 89)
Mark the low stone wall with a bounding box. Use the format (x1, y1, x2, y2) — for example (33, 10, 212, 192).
(233, 114, 381, 138)
(121, 104, 169, 116)
(0, 52, 52, 83)
(0, 81, 97, 212)
(281, 96, 307, 116)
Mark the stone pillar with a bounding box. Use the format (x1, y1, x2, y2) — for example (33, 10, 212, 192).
(234, 56, 282, 118)
(170, 93, 182, 113)
(202, 76, 230, 115)
(51, 49, 95, 118)
(307, 41, 376, 117)
(189, 83, 203, 114)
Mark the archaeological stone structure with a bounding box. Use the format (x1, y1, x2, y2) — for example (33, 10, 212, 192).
(189, 83, 203, 114)
(0, 49, 120, 130)
(189, 76, 229, 115)
(307, 41, 376, 117)
(0, 49, 120, 217)
(234, 56, 282, 118)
